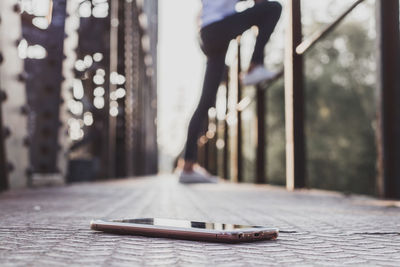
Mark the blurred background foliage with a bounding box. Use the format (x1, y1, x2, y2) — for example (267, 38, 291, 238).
(264, 5, 377, 195)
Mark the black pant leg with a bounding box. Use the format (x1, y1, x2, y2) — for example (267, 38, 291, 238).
(250, 1, 282, 64)
(218, 1, 282, 64)
(183, 1, 282, 162)
(184, 52, 227, 161)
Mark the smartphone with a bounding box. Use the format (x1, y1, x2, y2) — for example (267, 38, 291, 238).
(90, 218, 278, 243)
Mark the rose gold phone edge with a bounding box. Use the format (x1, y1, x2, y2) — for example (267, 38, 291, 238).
(90, 219, 279, 243)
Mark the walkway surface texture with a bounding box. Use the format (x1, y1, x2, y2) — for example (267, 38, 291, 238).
(1, 175, 400, 266)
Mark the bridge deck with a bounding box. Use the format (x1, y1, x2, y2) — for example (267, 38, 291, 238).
(1, 175, 399, 266)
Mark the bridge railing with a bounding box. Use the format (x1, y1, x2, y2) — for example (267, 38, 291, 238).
(197, 0, 400, 199)
(0, 0, 159, 190)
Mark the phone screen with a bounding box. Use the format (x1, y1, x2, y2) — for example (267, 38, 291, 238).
(113, 218, 262, 231)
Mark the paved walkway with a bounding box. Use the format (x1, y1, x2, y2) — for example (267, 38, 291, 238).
(0, 175, 399, 266)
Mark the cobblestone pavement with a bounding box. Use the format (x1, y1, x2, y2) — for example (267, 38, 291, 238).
(0, 175, 399, 266)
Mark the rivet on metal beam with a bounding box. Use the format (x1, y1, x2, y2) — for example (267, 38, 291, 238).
(0, 91, 7, 102)
(3, 127, 11, 139)
(13, 4, 20, 13)
(17, 72, 27, 82)
(20, 105, 29, 115)
(7, 163, 15, 173)
(23, 137, 31, 147)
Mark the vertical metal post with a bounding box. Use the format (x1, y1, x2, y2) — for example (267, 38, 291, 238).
(1, 0, 29, 188)
(125, 0, 159, 176)
(101, 2, 111, 179)
(109, 0, 119, 178)
(115, 0, 127, 178)
(208, 116, 218, 175)
(256, 85, 266, 184)
(237, 39, 243, 182)
(124, 0, 134, 176)
(135, 3, 143, 176)
(124, 0, 142, 176)
(21, 0, 67, 184)
(376, 0, 400, 199)
(203, 119, 210, 171)
(0, 11, 8, 190)
(141, 0, 159, 175)
(0, 79, 7, 191)
(74, 1, 111, 180)
(223, 81, 230, 180)
(285, 0, 306, 190)
(204, 141, 210, 171)
(136, 40, 145, 175)
(60, 0, 80, 180)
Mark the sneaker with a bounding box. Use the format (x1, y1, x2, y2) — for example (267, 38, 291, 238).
(179, 170, 218, 184)
(241, 66, 276, 86)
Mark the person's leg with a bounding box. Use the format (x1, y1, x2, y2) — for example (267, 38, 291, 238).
(249, 1, 282, 65)
(221, 1, 282, 85)
(216, 1, 282, 66)
(181, 2, 282, 174)
(183, 52, 227, 169)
